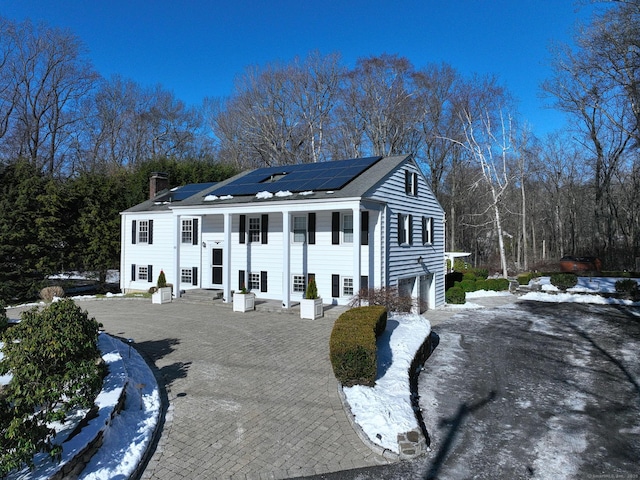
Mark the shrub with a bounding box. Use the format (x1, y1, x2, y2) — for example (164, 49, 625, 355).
(462, 272, 477, 282)
(446, 286, 466, 304)
(157, 270, 167, 288)
(550, 273, 578, 291)
(305, 278, 319, 299)
(485, 278, 510, 291)
(0, 299, 104, 474)
(615, 279, 639, 299)
(474, 279, 487, 291)
(456, 279, 477, 293)
(474, 268, 489, 280)
(349, 286, 413, 313)
(329, 306, 387, 387)
(39, 286, 65, 302)
(518, 272, 534, 285)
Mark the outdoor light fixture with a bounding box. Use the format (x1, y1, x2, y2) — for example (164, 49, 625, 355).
(417, 256, 423, 264)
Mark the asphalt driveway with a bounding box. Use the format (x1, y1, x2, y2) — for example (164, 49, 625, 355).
(303, 300, 640, 479)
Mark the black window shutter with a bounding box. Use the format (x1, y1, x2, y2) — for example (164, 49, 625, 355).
(239, 215, 246, 244)
(308, 213, 316, 245)
(405, 170, 411, 194)
(422, 216, 427, 244)
(261, 214, 268, 244)
(430, 217, 435, 244)
(332, 274, 340, 297)
(413, 172, 418, 196)
(332, 212, 340, 245)
(361, 211, 369, 245)
(148, 219, 154, 245)
(398, 213, 403, 245)
(193, 218, 199, 245)
(238, 270, 245, 290)
(148, 265, 153, 283)
(131, 264, 136, 281)
(360, 275, 368, 291)
(408, 214, 414, 245)
(132, 220, 137, 244)
(192, 267, 198, 286)
(260, 271, 267, 292)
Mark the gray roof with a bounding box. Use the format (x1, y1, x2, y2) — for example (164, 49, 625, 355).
(123, 155, 411, 213)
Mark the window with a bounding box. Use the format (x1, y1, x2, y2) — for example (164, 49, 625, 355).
(422, 217, 433, 244)
(249, 217, 261, 242)
(181, 268, 192, 284)
(343, 277, 354, 296)
(398, 214, 413, 245)
(182, 219, 193, 244)
(138, 220, 149, 244)
(292, 275, 306, 293)
(249, 272, 261, 290)
(405, 170, 418, 196)
(138, 265, 149, 281)
(343, 214, 353, 243)
(293, 216, 307, 243)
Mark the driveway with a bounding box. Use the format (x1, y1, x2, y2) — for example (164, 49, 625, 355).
(20, 298, 390, 479)
(302, 300, 640, 479)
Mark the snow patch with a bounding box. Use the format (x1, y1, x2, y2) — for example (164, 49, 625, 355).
(255, 191, 273, 199)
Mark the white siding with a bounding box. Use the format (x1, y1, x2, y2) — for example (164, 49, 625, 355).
(121, 212, 175, 292)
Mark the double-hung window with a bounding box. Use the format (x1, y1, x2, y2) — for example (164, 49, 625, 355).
(181, 268, 192, 284)
(249, 217, 261, 243)
(292, 275, 306, 293)
(405, 170, 418, 196)
(343, 277, 354, 296)
(422, 217, 434, 244)
(343, 214, 353, 243)
(293, 216, 307, 243)
(182, 219, 193, 244)
(138, 220, 149, 243)
(398, 213, 413, 245)
(249, 272, 261, 290)
(138, 265, 149, 281)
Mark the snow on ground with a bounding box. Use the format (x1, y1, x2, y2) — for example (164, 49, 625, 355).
(4, 333, 160, 480)
(522, 276, 640, 306)
(343, 313, 431, 453)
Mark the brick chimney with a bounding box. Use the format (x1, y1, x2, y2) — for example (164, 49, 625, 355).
(149, 172, 169, 199)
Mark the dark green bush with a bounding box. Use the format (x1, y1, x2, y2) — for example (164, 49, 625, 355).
(455, 279, 477, 293)
(329, 306, 387, 387)
(0, 299, 104, 474)
(615, 279, 639, 299)
(474, 279, 487, 291)
(484, 278, 510, 291)
(0, 300, 7, 334)
(474, 268, 489, 279)
(518, 272, 534, 285)
(550, 273, 578, 291)
(446, 286, 466, 304)
(462, 272, 477, 282)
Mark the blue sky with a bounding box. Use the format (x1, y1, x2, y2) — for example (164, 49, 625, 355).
(1, 0, 597, 137)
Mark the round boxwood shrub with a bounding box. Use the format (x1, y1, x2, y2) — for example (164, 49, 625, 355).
(462, 272, 477, 282)
(455, 279, 477, 293)
(484, 278, 510, 291)
(446, 286, 466, 304)
(550, 273, 578, 291)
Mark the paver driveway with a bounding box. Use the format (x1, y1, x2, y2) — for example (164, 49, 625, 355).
(74, 298, 388, 479)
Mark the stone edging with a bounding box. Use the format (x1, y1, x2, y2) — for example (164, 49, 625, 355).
(337, 328, 435, 461)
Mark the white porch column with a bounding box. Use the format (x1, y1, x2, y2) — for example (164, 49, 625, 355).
(223, 212, 232, 303)
(282, 211, 291, 308)
(174, 215, 181, 297)
(352, 205, 361, 292)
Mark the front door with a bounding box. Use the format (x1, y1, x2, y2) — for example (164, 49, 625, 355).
(212, 248, 223, 286)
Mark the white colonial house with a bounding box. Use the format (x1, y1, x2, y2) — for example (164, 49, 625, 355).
(120, 155, 446, 311)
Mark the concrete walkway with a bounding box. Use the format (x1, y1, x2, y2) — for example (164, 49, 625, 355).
(63, 298, 389, 479)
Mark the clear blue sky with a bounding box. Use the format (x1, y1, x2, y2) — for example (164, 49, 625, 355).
(1, 0, 597, 137)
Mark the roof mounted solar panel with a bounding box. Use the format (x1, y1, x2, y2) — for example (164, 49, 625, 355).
(209, 156, 382, 197)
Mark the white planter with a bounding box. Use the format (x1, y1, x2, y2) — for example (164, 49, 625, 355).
(233, 292, 255, 312)
(300, 298, 323, 319)
(152, 287, 172, 304)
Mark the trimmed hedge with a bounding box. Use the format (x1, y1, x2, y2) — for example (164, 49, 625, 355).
(329, 305, 387, 387)
(550, 273, 578, 291)
(446, 286, 466, 304)
(615, 279, 640, 299)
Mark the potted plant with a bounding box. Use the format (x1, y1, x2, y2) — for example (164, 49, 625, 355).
(152, 270, 172, 304)
(233, 285, 255, 312)
(300, 278, 323, 319)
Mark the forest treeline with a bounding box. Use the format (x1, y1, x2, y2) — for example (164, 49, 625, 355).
(0, 1, 638, 300)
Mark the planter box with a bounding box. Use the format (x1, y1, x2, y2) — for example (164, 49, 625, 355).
(152, 287, 172, 304)
(233, 292, 255, 312)
(300, 298, 323, 319)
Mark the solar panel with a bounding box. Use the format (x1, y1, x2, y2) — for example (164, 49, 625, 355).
(169, 182, 216, 201)
(210, 157, 382, 196)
